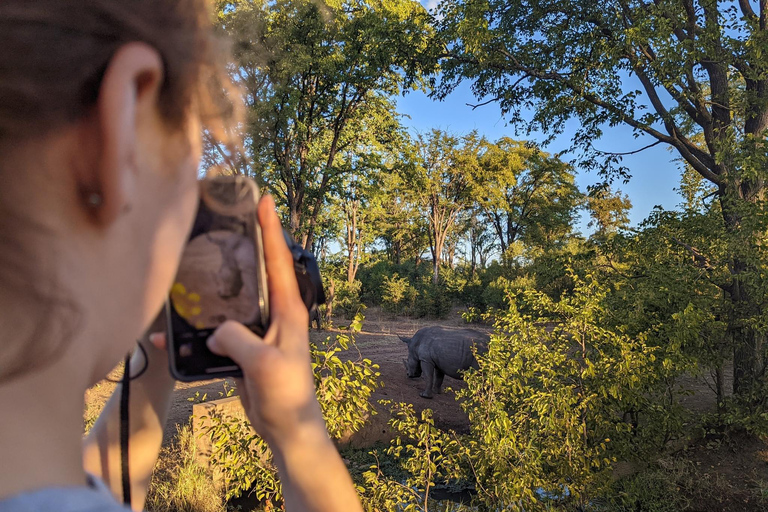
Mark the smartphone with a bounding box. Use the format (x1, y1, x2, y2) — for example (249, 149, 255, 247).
(166, 175, 269, 381)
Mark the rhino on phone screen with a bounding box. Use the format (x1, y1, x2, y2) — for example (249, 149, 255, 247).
(400, 326, 490, 399)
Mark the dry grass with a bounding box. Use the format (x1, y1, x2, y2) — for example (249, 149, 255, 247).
(83, 366, 120, 434)
(145, 424, 226, 512)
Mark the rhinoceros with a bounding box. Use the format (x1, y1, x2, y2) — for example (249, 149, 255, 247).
(400, 326, 490, 399)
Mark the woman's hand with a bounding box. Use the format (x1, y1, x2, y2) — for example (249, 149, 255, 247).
(205, 195, 325, 447)
(178, 195, 363, 512)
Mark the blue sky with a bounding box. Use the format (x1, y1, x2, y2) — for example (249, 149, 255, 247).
(395, 81, 684, 232)
(402, 0, 687, 232)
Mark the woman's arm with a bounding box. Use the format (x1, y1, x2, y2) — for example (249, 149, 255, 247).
(82, 332, 174, 511)
(273, 423, 363, 512)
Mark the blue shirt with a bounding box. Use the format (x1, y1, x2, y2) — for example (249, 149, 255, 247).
(0, 476, 128, 512)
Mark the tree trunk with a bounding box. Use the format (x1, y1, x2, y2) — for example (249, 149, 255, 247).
(720, 181, 767, 397)
(289, 200, 301, 238)
(325, 278, 335, 328)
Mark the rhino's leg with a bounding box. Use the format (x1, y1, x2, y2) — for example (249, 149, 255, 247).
(420, 360, 435, 399)
(433, 369, 445, 394)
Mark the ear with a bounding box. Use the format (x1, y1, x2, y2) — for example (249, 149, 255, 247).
(75, 42, 164, 226)
(399, 336, 411, 344)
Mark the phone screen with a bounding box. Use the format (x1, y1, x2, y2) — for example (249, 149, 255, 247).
(167, 176, 269, 381)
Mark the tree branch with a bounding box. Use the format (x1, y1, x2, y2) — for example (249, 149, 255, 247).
(467, 96, 504, 110)
(669, 236, 717, 271)
(591, 140, 663, 156)
(739, 0, 758, 20)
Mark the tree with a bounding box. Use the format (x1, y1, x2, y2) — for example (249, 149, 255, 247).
(469, 138, 581, 261)
(465, 209, 497, 273)
(333, 151, 384, 284)
(216, 0, 435, 249)
(438, 0, 768, 397)
(374, 169, 428, 266)
(586, 186, 632, 236)
(409, 130, 476, 284)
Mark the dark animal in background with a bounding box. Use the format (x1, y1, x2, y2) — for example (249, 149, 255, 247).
(309, 305, 322, 330)
(400, 326, 490, 399)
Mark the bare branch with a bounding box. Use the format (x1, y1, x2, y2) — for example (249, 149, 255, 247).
(467, 96, 504, 110)
(591, 140, 663, 156)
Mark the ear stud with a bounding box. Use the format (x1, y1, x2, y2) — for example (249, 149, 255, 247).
(87, 193, 103, 208)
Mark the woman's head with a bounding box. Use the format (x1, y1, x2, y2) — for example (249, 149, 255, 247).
(0, 0, 236, 384)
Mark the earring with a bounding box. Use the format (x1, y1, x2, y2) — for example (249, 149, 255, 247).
(87, 193, 103, 208)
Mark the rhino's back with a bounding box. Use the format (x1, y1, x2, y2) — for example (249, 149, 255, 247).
(415, 326, 489, 376)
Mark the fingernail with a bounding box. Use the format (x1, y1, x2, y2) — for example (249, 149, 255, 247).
(206, 334, 218, 352)
(149, 333, 162, 344)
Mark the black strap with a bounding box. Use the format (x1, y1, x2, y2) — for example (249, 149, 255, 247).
(120, 354, 132, 507)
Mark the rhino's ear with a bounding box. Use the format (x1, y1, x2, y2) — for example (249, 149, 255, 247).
(399, 335, 411, 344)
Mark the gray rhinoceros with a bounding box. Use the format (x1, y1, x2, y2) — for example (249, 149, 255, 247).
(400, 326, 490, 399)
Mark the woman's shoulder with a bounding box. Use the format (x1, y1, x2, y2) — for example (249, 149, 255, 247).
(0, 476, 130, 512)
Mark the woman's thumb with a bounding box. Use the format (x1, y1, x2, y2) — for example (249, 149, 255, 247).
(207, 321, 265, 369)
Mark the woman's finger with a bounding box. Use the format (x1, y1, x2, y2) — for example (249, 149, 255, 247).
(148, 332, 167, 350)
(208, 320, 268, 372)
(257, 195, 308, 325)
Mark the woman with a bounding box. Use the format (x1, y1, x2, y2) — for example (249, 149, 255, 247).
(0, 1, 364, 511)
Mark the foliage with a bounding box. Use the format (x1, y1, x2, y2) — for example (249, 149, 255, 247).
(200, 315, 381, 506)
(598, 463, 687, 512)
(381, 273, 418, 316)
(458, 273, 670, 511)
(334, 278, 366, 319)
(315, 313, 381, 440)
(146, 424, 226, 512)
(437, 0, 768, 399)
(359, 402, 469, 512)
(414, 281, 454, 319)
(215, 0, 436, 249)
(406, 129, 478, 284)
(479, 275, 513, 311)
(586, 186, 632, 237)
(468, 138, 582, 258)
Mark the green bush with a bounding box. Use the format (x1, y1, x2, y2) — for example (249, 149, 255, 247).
(334, 279, 366, 318)
(599, 464, 686, 512)
(414, 281, 453, 318)
(381, 273, 418, 316)
(358, 260, 432, 306)
(200, 314, 381, 507)
(458, 273, 669, 511)
(359, 402, 469, 512)
(480, 275, 512, 310)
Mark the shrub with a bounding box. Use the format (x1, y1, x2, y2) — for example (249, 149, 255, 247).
(381, 273, 417, 316)
(358, 259, 432, 306)
(458, 273, 666, 511)
(359, 402, 469, 512)
(334, 279, 366, 318)
(480, 275, 512, 311)
(201, 314, 381, 507)
(414, 281, 453, 318)
(598, 463, 687, 512)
